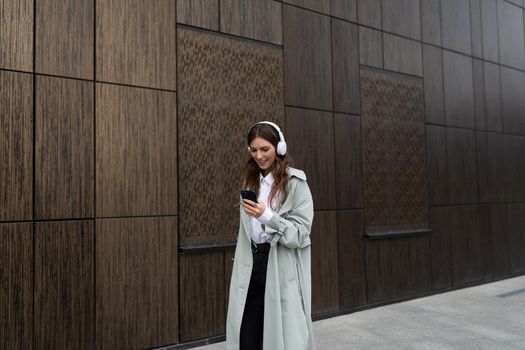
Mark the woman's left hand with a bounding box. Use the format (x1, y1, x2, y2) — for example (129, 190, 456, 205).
(242, 199, 266, 218)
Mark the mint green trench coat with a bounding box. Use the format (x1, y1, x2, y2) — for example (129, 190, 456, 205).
(226, 167, 316, 350)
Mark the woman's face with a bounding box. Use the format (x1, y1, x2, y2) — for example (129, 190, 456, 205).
(249, 137, 276, 174)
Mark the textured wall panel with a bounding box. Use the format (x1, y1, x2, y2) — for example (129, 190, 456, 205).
(96, 217, 178, 349)
(178, 29, 284, 245)
(357, 0, 382, 28)
(421, 0, 441, 45)
(0, 70, 32, 221)
(334, 114, 363, 209)
(443, 51, 475, 129)
(446, 128, 478, 204)
(501, 67, 525, 136)
(311, 211, 339, 315)
(359, 26, 383, 68)
(426, 125, 449, 205)
(498, 0, 525, 70)
(180, 252, 225, 341)
(470, 0, 483, 58)
(429, 207, 451, 290)
(35, 221, 94, 350)
(36, 77, 94, 220)
(441, 0, 471, 55)
(0, 0, 33, 71)
(283, 5, 332, 110)
(0, 223, 32, 349)
(332, 19, 360, 114)
(361, 69, 428, 232)
(503, 134, 525, 202)
(381, 0, 421, 40)
(422, 45, 445, 124)
(96, 0, 177, 90)
(480, 204, 510, 279)
(96, 84, 177, 217)
(220, 0, 282, 45)
(177, 0, 219, 30)
(337, 210, 366, 309)
(507, 203, 525, 273)
(331, 0, 357, 21)
(286, 107, 336, 210)
(483, 62, 502, 132)
(476, 132, 506, 203)
(383, 33, 422, 77)
(481, 0, 499, 63)
(283, 0, 331, 14)
(472, 59, 486, 131)
(36, 0, 94, 79)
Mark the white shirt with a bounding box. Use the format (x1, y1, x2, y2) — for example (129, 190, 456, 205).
(250, 172, 275, 244)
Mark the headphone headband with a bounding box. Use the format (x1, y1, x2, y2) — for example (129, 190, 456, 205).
(247, 121, 287, 155)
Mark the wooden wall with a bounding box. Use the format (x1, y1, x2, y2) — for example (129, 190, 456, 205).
(1, 0, 525, 348)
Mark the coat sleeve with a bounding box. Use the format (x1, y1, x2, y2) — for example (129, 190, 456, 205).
(263, 180, 314, 249)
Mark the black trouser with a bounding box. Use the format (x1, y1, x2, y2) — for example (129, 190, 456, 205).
(240, 242, 270, 350)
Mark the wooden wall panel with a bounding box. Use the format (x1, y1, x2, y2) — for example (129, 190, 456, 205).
(503, 134, 525, 202)
(311, 211, 339, 315)
(507, 203, 525, 273)
(332, 19, 360, 114)
(0, 0, 33, 71)
(96, 217, 178, 349)
(483, 62, 502, 132)
(331, 0, 357, 21)
(429, 207, 451, 290)
(96, 84, 177, 217)
(366, 239, 392, 303)
(0, 71, 32, 221)
(498, 0, 525, 70)
(426, 125, 449, 205)
(36, 0, 94, 79)
(357, 0, 382, 29)
(283, 0, 331, 14)
(476, 132, 506, 203)
(286, 108, 336, 210)
(449, 206, 481, 286)
(334, 114, 363, 209)
(337, 210, 366, 309)
(381, 0, 421, 40)
(383, 33, 422, 77)
(446, 128, 478, 204)
(359, 26, 383, 68)
(35, 221, 94, 350)
(180, 252, 225, 342)
(0, 223, 32, 349)
(177, 0, 219, 30)
(283, 5, 332, 110)
(422, 45, 445, 124)
(96, 0, 177, 90)
(220, 0, 282, 45)
(224, 250, 235, 308)
(36, 76, 94, 220)
(441, 0, 472, 55)
(501, 67, 525, 136)
(481, 0, 499, 63)
(421, 0, 442, 45)
(479, 204, 510, 280)
(472, 58, 486, 130)
(443, 51, 475, 129)
(470, 0, 483, 58)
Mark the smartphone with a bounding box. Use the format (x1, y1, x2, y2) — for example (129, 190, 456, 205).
(240, 190, 258, 204)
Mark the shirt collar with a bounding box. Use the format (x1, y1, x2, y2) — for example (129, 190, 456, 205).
(260, 172, 275, 186)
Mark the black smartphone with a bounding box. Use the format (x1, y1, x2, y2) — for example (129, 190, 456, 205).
(240, 190, 258, 204)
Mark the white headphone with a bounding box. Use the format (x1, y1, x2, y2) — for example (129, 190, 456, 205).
(247, 121, 287, 156)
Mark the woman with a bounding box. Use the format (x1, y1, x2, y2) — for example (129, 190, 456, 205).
(226, 121, 315, 350)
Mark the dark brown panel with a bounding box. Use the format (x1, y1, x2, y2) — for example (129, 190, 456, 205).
(421, 0, 442, 45)
(470, 0, 483, 58)
(35, 221, 94, 349)
(383, 33, 422, 77)
(283, 4, 332, 110)
(224, 250, 235, 307)
(0, 223, 32, 349)
(177, 0, 219, 30)
(498, 0, 525, 70)
(429, 207, 451, 290)
(481, 0, 499, 63)
(96, 217, 178, 349)
(366, 239, 392, 303)
(180, 252, 225, 341)
(283, 0, 331, 14)
(220, 0, 282, 45)
(426, 125, 449, 205)
(422, 45, 445, 124)
(0, 70, 32, 221)
(311, 211, 339, 315)
(337, 210, 366, 308)
(472, 58, 486, 130)
(0, 0, 33, 71)
(507, 203, 525, 273)
(443, 50, 475, 129)
(483, 62, 502, 132)
(332, 19, 360, 114)
(503, 134, 525, 202)
(479, 204, 510, 279)
(178, 29, 283, 245)
(36, 0, 94, 79)
(449, 205, 481, 286)
(441, 0, 472, 55)
(286, 108, 336, 210)
(501, 68, 525, 136)
(96, 84, 177, 217)
(331, 0, 357, 21)
(476, 132, 505, 203)
(357, 0, 382, 29)
(381, 0, 421, 40)
(334, 114, 363, 209)
(359, 26, 383, 68)
(36, 76, 94, 220)
(96, 0, 177, 90)
(446, 128, 478, 204)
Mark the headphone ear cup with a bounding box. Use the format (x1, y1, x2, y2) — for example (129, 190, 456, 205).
(277, 141, 287, 156)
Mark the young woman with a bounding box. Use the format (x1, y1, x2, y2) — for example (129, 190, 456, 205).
(226, 121, 315, 350)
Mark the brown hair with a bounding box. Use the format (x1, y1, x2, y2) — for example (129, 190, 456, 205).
(242, 123, 293, 210)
